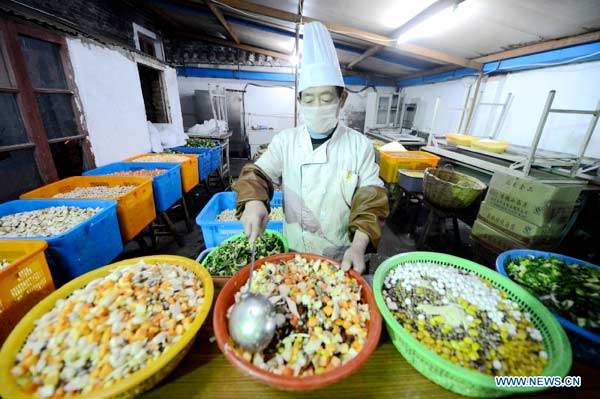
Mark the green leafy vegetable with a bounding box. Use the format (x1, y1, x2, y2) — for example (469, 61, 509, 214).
(506, 255, 600, 333)
(185, 138, 219, 148)
(164, 138, 218, 155)
(203, 234, 284, 276)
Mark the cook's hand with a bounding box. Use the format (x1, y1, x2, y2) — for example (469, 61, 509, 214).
(240, 200, 269, 244)
(341, 230, 370, 275)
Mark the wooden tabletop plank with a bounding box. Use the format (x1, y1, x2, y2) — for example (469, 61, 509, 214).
(142, 319, 599, 399)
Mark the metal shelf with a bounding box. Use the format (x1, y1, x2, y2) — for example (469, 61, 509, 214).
(426, 90, 600, 185)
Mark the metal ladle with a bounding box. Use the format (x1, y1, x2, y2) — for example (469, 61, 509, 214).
(228, 242, 276, 352)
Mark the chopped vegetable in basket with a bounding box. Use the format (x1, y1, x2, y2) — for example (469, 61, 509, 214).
(382, 262, 547, 376)
(506, 255, 600, 333)
(215, 209, 237, 221)
(184, 138, 219, 148)
(229, 255, 370, 377)
(204, 234, 284, 276)
(134, 154, 190, 163)
(0, 258, 10, 270)
(216, 207, 284, 221)
(109, 169, 167, 177)
(11, 261, 205, 398)
(53, 185, 136, 199)
(0, 207, 101, 238)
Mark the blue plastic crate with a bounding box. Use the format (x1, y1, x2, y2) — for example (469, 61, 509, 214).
(0, 199, 123, 287)
(198, 153, 211, 180)
(496, 249, 600, 366)
(171, 145, 222, 174)
(210, 145, 222, 172)
(171, 146, 211, 157)
(196, 191, 283, 247)
(83, 162, 182, 213)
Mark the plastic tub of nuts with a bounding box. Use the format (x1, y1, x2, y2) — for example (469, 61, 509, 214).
(0, 199, 123, 287)
(84, 162, 182, 213)
(20, 176, 156, 242)
(126, 153, 199, 193)
(196, 192, 284, 247)
(0, 255, 213, 399)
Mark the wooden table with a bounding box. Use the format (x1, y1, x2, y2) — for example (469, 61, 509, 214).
(142, 315, 599, 399)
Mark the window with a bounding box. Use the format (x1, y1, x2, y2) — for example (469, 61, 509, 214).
(403, 103, 418, 129)
(133, 23, 164, 60)
(137, 63, 169, 123)
(0, 19, 92, 202)
(376, 95, 390, 125)
(138, 33, 157, 57)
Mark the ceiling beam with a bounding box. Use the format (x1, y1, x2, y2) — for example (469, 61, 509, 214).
(398, 29, 600, 80)
(400, 65, 462, 80)
(347, 46, 382, 69)
(348, 0, 461, 70)
(214, 0, 481, 69)
(146, 3, 289, 60)
(206, 0, 240, 44)
(175, 31, 291, 61)
(474, 30, 600, 63)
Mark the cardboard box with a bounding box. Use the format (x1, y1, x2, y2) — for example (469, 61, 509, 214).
(485, 172, 583, 226)
(477, 201, 566, 245)
(471, 219, 557, 254)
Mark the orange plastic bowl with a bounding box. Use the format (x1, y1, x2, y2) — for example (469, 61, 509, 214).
(213, 252, 382, 390)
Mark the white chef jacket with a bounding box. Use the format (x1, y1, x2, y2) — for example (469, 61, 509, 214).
(255, 123, 383, 259)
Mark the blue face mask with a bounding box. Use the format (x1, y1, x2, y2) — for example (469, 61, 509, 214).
(307, 128, 335, 139)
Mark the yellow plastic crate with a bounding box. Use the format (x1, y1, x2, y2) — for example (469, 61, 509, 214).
(380, 151, 440, 183)
(471, 139, 510, 153)
(0, 255, 214, 399)
(445, 133, 480, 147)
(0, 240, 54, 344)
(21, 176, 155, 241)
(126, 153, 199, 193)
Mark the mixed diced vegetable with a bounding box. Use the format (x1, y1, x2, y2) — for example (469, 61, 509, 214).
(11, 261, 205, 398)
(203, 234, 284, 276)
(0, 207, 101, 238)
(53, 186, 136, 199)
(216, 207, 284, 222)
(506, 255, 600, 333)
(109, 169, 167, 177)
(134, 154, 190, 163)
(382, 262, 547, 376)
(229, 255, 370, 377)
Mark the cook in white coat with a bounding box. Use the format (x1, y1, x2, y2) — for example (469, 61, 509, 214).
(233, 22, 389, 274)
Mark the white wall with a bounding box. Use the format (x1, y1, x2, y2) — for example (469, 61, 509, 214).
(402, 77, 476, 135)
(67, 37, 183, 166)
(177, 77, 295, 131)
(400, 60, 600, 158)
(473, 62, 600, 158)
(177, 76, 392, 133)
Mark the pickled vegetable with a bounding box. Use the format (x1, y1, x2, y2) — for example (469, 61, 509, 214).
(204, 234, 284, 276)
(506, 255, 600, 333)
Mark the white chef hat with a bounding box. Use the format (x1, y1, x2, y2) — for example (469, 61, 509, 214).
(298, 22, 344, 93)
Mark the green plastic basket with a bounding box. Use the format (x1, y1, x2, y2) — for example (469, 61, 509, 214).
(203, 230, 289, 276)
(373, 252, 572, 398)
